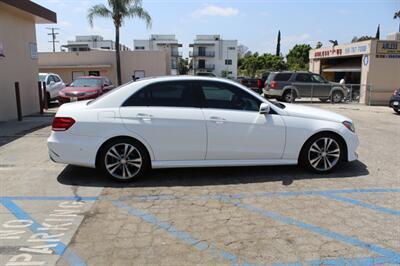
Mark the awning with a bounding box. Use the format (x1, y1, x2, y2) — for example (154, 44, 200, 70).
(39, 64, 112, 69)
(322, 63, 361, 72)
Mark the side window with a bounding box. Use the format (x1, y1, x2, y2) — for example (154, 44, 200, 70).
(274, 73, 292, 81)
(199, 81, 261, 112)
(295, 73, 312, 82)
(47, 75, 55, 85)
(123, 81, 198, 108)
(53, 75, 61, 82)
(312, 74, 326, 83)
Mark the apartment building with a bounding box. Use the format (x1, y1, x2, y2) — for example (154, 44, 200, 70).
(62, 35, 130, 52)
(189, 35, 237, 78)
(134, 34, 182, 75)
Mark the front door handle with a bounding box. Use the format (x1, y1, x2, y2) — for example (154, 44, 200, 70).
(209, 116, 226, 124)
(136, 113, 152, 121)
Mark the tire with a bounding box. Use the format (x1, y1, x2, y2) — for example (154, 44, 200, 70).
(283, 90, 296, 103)
(394, 108, 400, 114)
(319, 98, 328, 103)
(98, 137, 150, 182)
(331, 91, 343, 103)
(299, 133, 344, 174)
(46, 92, 51, 106)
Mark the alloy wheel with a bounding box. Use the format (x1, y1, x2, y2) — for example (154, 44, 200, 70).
(308, 137, 340, 171)
(104, 143, 142, 180)
(332, 92, 343, 103)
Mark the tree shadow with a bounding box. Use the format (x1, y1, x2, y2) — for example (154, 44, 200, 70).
(57, 160, 369, 188)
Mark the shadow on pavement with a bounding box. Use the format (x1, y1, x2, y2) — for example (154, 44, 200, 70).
(57, 160, 368, 188)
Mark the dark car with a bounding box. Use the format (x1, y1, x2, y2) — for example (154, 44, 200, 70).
(237, 77, 264, 94)
(263, 71, 347, 103)
(389, 88, 400, 114)
(58, 76, 114, 104)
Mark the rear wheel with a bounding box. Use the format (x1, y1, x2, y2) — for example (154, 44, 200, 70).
(282, 90, 296, 103)
(331, 91, 343, 103)
(394, 108, 400, 114)
(300, 133, 344, 173)
(98, 138, 150, 181)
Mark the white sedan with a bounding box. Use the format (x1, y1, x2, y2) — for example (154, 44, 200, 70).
(48, 76, 359, 181)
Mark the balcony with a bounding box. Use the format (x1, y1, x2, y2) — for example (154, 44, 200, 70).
(189, 50, 215, 57)
(194, 63, 215, 70)
(171, 50, 182, 57)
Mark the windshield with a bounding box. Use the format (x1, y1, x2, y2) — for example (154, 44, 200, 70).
(71, 78, 102, 87)
(38, 74, 46, 82)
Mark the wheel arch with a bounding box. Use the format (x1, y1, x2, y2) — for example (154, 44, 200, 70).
(299, 130, 348, 162)
(329, 86, 346, 96)
(95, 135, 153, 168)
(283, 86, 299, 97)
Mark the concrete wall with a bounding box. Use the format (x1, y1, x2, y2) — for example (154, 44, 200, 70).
(38, 50, 170, 85)
(0, 3, 40, 121)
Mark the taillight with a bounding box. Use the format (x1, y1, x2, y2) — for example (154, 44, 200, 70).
(270, 80, 278, 89)
(257, 79, 263, 89)
(52, 117, 75, 131)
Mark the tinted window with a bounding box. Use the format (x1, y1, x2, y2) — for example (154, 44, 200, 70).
(295, 73, 312, 82)
(198, 81, 261, 112)
(312, 74, 326, 83)
(123, 81, 198, 108)
(53, 75, 61, 82)
(47, 75, 55, 85)
(273, 73, 292, 81)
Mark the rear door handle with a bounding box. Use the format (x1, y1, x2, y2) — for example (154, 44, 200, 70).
(136, 113, 152, 121)
(209, 116, 226, 124)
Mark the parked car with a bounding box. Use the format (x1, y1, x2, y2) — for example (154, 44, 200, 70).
(48, 76, 359, 181)
(389, 88, 400, 114)
(261, 71, 271, 86)
(263, 71, 347, 103)
(196, 72, 216, 77)
(58, 76, 114, 104)
(236, 77, 263, 93)
(38, 73, 66, 104)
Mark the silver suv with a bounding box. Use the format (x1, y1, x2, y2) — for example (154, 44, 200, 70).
(263, 71, 347, 103)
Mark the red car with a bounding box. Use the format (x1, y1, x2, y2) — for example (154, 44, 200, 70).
(58, 76, 114, 104)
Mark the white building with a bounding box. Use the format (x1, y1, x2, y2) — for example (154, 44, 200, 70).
(189, 35, 237, 78)
(134, 34, 182, 75)
(62, 35, 130, 52)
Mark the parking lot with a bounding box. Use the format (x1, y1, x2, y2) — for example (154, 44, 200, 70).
(0, 104, 399, 266)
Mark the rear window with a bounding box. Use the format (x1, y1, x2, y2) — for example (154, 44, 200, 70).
(273, 73, 292, 82)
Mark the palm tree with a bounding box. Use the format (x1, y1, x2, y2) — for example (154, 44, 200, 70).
(394, 10, 400, 32)
(88, 0, 151, 86)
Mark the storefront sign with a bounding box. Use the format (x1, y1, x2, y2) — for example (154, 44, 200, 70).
(313, 44, 369, 58)
(376, 41, 400, 55)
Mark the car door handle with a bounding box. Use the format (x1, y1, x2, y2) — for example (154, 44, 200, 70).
(136, 113, 152, 121)
(209, 116, 226, 124)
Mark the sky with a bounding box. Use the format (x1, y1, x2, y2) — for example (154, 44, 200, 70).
(33, 0, 400, 57)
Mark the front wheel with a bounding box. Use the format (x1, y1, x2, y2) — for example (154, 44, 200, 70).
(331, 91, 343, 103)
(394, 108, 400, 114)
(98, 138, 150, 181)
(300, 134, 344, 173)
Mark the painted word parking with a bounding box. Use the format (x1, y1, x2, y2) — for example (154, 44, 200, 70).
(0, 197, 96, 266)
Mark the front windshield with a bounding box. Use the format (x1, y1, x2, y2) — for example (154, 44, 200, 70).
(71, 78, 102, 87)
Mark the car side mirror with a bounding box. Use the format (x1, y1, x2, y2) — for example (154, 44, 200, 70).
(259, 102, 270, 114)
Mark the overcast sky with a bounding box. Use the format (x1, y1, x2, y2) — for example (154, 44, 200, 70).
(33, 0, 400, 57)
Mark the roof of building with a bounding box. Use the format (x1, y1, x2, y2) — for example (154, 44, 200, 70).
(0, 0, 56, 23)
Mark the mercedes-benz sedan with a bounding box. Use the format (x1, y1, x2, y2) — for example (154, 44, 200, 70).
(48, 76, 359, 181)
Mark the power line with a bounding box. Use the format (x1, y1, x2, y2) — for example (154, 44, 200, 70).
(46, 27, 59, 52)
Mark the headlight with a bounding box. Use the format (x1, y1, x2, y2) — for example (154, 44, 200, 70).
(343, 121, 355, 132)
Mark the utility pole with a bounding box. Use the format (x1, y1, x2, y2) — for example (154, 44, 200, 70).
(46, 27, 59, 52)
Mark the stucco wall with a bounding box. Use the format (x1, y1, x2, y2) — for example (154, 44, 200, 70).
(38, 50, 170, 85)
(0, 3, 39, 121)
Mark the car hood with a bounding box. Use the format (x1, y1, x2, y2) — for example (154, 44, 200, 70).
(62, 86, 101, 92)
(282, 103, 350, 123)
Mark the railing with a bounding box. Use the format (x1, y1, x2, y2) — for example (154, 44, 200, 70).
(194, 63, 215, 70)
(189, 51, 215, 57)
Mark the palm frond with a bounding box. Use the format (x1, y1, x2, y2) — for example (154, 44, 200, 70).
(87, 4, 112, 27)
(126, 5, 152, 29)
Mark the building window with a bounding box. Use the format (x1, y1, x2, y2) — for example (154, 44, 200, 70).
(228, 47, 236, 50)
(135, 46, 145, 50)
(225, 59, 232, 65)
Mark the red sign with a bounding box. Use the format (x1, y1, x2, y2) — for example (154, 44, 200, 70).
(314, 48, 343, 58)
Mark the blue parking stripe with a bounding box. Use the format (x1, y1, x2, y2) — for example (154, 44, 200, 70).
(221, 198, 400, 260)
(1, 198, 87, 266)
(320, 193, 400, 216)
(112, 200, 260, 266)
(0, 196, 98, 201)
(273, 255, 400, 266)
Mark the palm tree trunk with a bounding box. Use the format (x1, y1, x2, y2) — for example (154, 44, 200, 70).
(115, 26, 122, 86)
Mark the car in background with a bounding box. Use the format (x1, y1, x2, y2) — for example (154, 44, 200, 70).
(48, 76, 359, 182)
(260, 71, 270, 86)
(236, 76, 264, 94)
(58, 76, 114, 104)
(389, 88, 400, 114)
(196, 72, 216, 77)
(264, 71, 347, 103)
(38, 73, 66, 104)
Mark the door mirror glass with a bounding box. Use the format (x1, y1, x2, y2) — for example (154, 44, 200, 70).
(259, 102, 270, 114)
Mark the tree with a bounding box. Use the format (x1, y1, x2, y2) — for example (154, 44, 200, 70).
(286, 44, 312, 71)
(316, 41, 323, 49)
(394, 10, 400, 32)
(276, 30, 281, 56)
(178, 58, 189, 75)
(237, 44, 249, 58)
(88, 0, 151, 86)
(375, 24, 380, 39)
